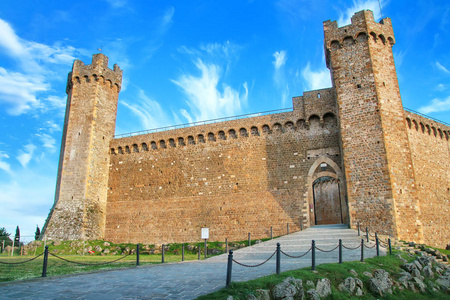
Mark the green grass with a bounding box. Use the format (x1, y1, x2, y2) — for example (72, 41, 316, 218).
(196, 250, 449, 300)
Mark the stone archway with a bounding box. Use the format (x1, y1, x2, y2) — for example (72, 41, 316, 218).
(306, 156, 348, 226)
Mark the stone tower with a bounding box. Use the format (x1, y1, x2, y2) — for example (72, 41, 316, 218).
(324, 11, 423, 242)
(43, 54, 122, 240)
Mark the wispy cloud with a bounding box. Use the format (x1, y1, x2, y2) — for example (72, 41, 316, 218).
(103, 0, 127, 9)
(272, 50, 289, 106)
(0, 151, 11, 174)
(338, 0, 384, 26)
(121, 89, 169, 130)
(301, 62, 332, 90)
(160, 7, 175, 34)
(436, 61, 450, 74)
(418, 96, 450, 114)
(0, 18, 85, 116)
(36, 134, 57, 153)
(172, 59, 248, 122)
(16, 144, 36, 168)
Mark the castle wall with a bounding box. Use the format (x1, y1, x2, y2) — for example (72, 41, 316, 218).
(404, 111, 450, 248)
(105, 91, 343, 244)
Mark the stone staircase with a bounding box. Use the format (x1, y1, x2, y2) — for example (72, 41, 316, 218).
(206, 224, 385, 282)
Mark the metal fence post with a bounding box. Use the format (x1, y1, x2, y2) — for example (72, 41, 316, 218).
(366, 227, 369, 242)
(375, 233, 379, 257)
(360, 239, 364, 262)
(226, 250, 233, 287)
(300, 221, 303, 231)
(276, 243, 281, 275)
(287, 223, 289, 235)
(357, 222, 360, 236)
(312, 240, 316, 271)
(162, 244, 165, 263)
(204, 239, 207, 259)
(136, 244, 140, 266)
(225, 238, 228, 254)
(248, 233, 251, 246)
(271, 227, 273, 240)
(388, 238, 392, 255)
(182, 244, 185, 261)
(339, 239, 342, 264)
(198, 246, 201, 260)
(42, 246, 49, 277)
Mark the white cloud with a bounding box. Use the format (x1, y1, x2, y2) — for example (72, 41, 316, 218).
(302, 62, 332, 90)
(160, 7, 175, 32)
(36, 133, 57, 153)
(104, 0, 127, 8)
(0, 151, 11, 174)
(172, 59, 248, 122)
(436, 61, 450, 74)
(17, 144, 36, 168)
(435, 83, 448, 91)
(273, 51, 287, 70)
(121, 89, 169, 130)
(418, 96, 450, 114)
(338, 0, 384, 26)
(0, 17, 85, 116)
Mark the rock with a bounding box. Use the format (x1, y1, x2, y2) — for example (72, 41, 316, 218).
(423, 265, 434, 278)
(349, 269, 358, 277)
(112, 251, 117, 255)
(52, 249, 59, 253)
(363, 271, 373, 278)
(407, 281, 416, 292)
(305, 280, 315, 290)
(208, 249, 222, 255)
(417, 256, 432, 268)
(446, 245, 450, 251)
(408, 242, 415, 247)
(94, 245, 102, 252)
(246, 294, 257, 300)
(272, 277, 303, 300)
(254, 289, 270, 300)
(443, 256, 448, 262)
(436, 275, 450, 292)
(413, 260, 423, 271)
(226, 296, 234, 300)
(315, 278, 331, 298)
(86, 245, 92, 251)
(401, 263, 417, 273)
(338, 277, 364, 295)
(368, 269, 393, 296)
(425, 248, 435, 255)
(435, 267, 443, 276)
(103, 242, 110, 247)
(103, 248, 110, 254)
(412, 268, 423, 280)
(187, 244, 195, 251)
(255, 240, 262, 244)
(412, 277, 426, 293)
(76, 249, 82, 255)
(435, 250, 441, 257)
(306, 289, 320, 300)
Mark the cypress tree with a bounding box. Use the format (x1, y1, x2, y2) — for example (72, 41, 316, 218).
(35, 225, 41, 240)
(14, 226, 20, 245)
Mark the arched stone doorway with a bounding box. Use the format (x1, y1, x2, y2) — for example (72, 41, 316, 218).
(306, 156, 348, 226)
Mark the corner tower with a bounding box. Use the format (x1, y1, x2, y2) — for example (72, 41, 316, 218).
(43, 54, 122, 240)
(324, 11, 423, 242)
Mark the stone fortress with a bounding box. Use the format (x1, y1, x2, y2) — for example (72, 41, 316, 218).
(43, 10, 450, 248)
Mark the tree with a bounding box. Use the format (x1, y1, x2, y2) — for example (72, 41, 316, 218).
(14, 226, 20, 245)
(35, 225, 41, 240)
(0, 227, 12, 248)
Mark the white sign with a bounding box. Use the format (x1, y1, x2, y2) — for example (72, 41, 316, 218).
(201, 228, 209, 239)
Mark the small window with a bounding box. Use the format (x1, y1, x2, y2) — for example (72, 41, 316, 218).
(262, 125, 270, 134)
(160, 140, 166, 148)
(178, 137, 185, 146)
(141, 143, 148, 151)
(218, 131, 226, 140)
(188, 136, 195, 145)
(273, 123, 282, 132)
(208, 132, 216, 141)
(239, 128, 248, 137)
(125, 146, 131, 153)
(251, 126, 259, 136)
(285, 122, 294, 131)
(169, 138, 176, 147)
(198, 134, 205, 143)
(110, 148, 116, 155)
(151, 141, 157, 150)
(228, 129, 237, 139)
(118, 147, 123, 154)
(133, 144, 139, 153)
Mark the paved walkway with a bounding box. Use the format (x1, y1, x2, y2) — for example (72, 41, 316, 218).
(0, 225, 385, 299)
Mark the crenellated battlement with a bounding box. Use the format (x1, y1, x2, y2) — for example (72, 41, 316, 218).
(66, 53, 123, 94)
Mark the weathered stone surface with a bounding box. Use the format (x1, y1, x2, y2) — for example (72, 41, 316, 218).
(363, 271, 373, 278)
(401, 263, 417, 273)
(349, 269, 358, 277)
(436, 275, 450, 292)
(247, 294, 257, 300)
(368, 269, 393, 296)
(272, 277, 302, 300)
(412, 277, 426, 293)
(315, 278, 331, 298)
(305, 280, 315, 290)
(338, 277, 363, 295)
(254, 289, 271, 300)
(423, 265, 434, 278)
(306, 289, 320, 300)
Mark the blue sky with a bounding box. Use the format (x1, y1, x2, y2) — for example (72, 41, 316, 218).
(0, 0, 449, 241)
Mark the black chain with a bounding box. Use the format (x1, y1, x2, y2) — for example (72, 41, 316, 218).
(280, 247, 312, 258)
(48, 253, 132, 265)
(0, 253, 43, 265)
(364, 243, 376, 249)
(232, 251, 276, 268)
(342, 244, 361, 250)
(315, 245, 339, 253)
